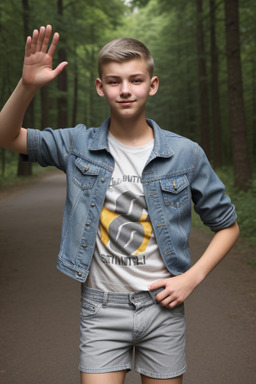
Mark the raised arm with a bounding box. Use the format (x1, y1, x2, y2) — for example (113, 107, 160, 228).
(0, 25, 68, 154)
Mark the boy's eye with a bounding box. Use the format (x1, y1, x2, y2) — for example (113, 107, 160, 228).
(132, 79, 142, 84)
(108, 81, 118, 85)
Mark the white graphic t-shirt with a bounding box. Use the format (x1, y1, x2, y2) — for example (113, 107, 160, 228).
(85, 132, 171, 292)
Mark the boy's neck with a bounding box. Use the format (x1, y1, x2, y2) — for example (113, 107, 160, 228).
(108, 115, 154, 147)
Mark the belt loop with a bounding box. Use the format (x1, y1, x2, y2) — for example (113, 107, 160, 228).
(102, 291, 108, 308)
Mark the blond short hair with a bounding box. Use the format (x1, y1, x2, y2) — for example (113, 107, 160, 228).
(97, 38, 154, 79)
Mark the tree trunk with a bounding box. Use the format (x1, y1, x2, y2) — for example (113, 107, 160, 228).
(185, 30, 196, 141)
(224, 0, 251, 190)
(72, 58, 78, 127)
(1, 148, 5, 177)
(40, 87, 50, 129)
(196, 0, 210, 158)
(175, 10, 186, 136)
(89, 45, 95, 126)
(251, 59, 256, 160)
(57, 0, 68, 128)
(1, 67, 6, 177)
(210, 0, 222, 168)
(18, 0, 32, 176)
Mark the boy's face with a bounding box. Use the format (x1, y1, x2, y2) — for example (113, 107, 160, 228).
(96, 58, 158, 121)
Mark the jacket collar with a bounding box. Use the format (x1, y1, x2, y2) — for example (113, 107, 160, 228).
(88, 117, 174, 159)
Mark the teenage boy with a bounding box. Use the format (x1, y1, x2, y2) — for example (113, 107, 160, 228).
(0, 25, 239, 384)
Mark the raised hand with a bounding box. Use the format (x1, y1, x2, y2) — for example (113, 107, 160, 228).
(22, 25, 68, 89)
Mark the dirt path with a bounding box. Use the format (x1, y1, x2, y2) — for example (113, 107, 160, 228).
(0, 172, 255, 384)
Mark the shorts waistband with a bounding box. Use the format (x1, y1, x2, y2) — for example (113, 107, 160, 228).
(81, 286, 164, 305)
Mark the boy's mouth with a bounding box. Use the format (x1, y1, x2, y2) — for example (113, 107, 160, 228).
(117, 100, 136, 105)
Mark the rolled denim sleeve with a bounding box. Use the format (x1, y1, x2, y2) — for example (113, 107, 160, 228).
(191, 144, 237, 232)
(23, 124, 85, 171)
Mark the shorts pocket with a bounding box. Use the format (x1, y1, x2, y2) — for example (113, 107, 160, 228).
(168, 302, 185, 317)
(80, 298, 102, 320)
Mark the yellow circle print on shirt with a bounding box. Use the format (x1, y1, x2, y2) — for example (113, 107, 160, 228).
(99, 191, 152, 255)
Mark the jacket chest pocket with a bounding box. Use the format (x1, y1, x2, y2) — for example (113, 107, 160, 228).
(73, 158, 100, 190)
(160, 175, 189, 208)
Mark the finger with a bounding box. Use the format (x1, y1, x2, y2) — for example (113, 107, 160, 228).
(159, 295, 173, 307)
(168, 300, 182, 309)
(148, 279, 166, 291)
(25, 36, 32, 58)
(41, 25, 52, 53)
(36, 26, 46, 52)
(159, 291, 183, 307)
(155, 289, 171, 303)
(30, 29, 39, 54)
(47, 32, 60, 58)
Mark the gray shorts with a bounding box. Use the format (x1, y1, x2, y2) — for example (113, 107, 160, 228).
(79, 286, 186, 379)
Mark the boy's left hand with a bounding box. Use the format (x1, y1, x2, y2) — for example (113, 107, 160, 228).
(148, 223, 240, 309)
(148, 273, 196, 308)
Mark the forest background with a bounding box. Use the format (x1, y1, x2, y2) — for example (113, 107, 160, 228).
(0, 0, 255, 249)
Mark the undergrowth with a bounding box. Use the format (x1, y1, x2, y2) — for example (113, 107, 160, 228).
(0, 152, 55, 189)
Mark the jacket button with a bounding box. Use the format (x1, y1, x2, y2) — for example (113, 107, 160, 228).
(82, 243, 87, 248)
(91, 203, 95, 207)
(86, 222, 90, 226)
(77, 272, 82, 277)
(101, 178, 105, 182)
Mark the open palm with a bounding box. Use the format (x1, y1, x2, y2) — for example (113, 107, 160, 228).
(22, 25, 68, 88)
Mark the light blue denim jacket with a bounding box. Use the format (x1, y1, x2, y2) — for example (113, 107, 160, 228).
(25, 118, 237, 282)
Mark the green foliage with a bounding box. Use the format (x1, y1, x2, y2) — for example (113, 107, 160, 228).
(1, 0, 255, 162)
(0, 150, 54, 188)
(0, 0, 126, 128)
(129, 0, 150, 7)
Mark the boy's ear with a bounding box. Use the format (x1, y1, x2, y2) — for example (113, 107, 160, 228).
(149, 76, 159, 96)
(96, 78, 105, 97)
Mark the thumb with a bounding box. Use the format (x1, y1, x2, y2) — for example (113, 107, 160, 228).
(148, 279, 166, 291)
(52, 61, 68, 79)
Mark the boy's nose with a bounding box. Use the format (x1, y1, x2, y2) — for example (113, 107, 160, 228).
(120, 81, 131, 97)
